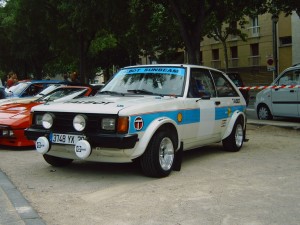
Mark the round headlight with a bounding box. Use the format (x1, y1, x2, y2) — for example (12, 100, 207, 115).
(42, 113, 54, 129)
(73, 114, 87, 131)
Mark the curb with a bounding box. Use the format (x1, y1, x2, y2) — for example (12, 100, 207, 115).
(0, 170, 46, 225)
(247, 119, 300, 130)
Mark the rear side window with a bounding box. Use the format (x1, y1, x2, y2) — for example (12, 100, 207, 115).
(227, 74, 243, 87)
(210, 70, 239, 97)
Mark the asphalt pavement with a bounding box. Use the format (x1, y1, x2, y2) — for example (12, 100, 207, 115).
(1, 111, 300, 225)
(0, 170, 45, 225)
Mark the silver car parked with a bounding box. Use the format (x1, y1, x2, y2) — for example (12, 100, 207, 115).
(255, 63, 300, 120)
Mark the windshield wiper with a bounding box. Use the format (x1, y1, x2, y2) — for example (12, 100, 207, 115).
(98, 91, 125, 96)
(127, 89, 155, 95)
(127, 89, 166, 97)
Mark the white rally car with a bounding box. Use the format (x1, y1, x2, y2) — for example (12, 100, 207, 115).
(25, 64, 247, 177)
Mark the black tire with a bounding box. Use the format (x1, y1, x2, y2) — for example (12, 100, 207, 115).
(140, 130, 176, 178)
(257, 104, 273, 120)
(43, 154, 73, 167)
(222, 118, 244, 152)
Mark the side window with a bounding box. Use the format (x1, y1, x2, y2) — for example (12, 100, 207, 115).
(210, 70, 239, 97)
(188, 68, 216, 98)
(277, 70, 300, 85)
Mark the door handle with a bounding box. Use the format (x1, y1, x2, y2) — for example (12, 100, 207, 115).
(290, 90, 295, 93)
(215, 101, 221, 106)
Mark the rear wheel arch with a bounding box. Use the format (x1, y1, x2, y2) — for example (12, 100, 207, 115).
(222, 112, 246, 140)
(222, 115, 245, 152)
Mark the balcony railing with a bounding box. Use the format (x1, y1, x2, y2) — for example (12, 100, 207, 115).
(247, 26, 260, 38)
(211, 60, 221, 69)
(229, 58, 239, 68)
(248, 55, 260, 66)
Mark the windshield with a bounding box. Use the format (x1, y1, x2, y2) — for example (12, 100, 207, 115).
(6, 82, 29, 96)
(37, 88, 87, 102)
(36, 84, 65, 97)
(99, 66, 186, 96)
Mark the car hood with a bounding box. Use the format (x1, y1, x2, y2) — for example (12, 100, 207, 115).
(0, 102, 41, 119)
(0, 96, 39, 106)
(32, 95, 178, 115)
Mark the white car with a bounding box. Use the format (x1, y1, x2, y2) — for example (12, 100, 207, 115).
(255, 64, 300, 120)
(25, 64, 247, 177)
(0, 84, 65, 106)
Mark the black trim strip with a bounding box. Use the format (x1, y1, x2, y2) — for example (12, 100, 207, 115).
(25, 128, 138, 149)
(273, 101, 300, 104)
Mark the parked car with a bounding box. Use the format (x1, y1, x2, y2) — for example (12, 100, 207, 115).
(0, 84, 65, 106)
(0, 87, 5, 99)
(0, 79, 5, 99)
(0, 85, 94, 147)
(226, 72, 250, 106)
(25, 64, 247, 177)
(4, 80, 67, 98)
(255, 64, 300, 120)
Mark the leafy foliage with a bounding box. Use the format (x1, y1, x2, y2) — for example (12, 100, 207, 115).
(0, 0, 299, 81)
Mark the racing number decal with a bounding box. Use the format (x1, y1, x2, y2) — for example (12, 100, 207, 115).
(134, 117, 144, 131)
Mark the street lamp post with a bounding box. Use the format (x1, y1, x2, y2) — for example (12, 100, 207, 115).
(272, 14, 279, 80)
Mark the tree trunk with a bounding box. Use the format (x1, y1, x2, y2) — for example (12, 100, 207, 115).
(79, 33, 86, 83)
(185, 41, 201, 64)
(222, 40, 229, 72)
(168, 0, 204, 65)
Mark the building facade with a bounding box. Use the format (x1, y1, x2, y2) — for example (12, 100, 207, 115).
(200, 12, 300, 85)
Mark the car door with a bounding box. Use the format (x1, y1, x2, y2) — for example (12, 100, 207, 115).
(182, 68, 219, 149)
(271, 69, 300, 117)
(210, 70, 242, 138)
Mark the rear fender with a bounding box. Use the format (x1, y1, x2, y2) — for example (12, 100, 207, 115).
(222, 111, 246, 140)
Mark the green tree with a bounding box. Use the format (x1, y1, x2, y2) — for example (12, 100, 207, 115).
(44, 0, 133, 82)
(267, 0, 300, 16)
(128, 0, 183, 63)
(0, 0, 58, 79)
(206, 2, 254, 71)
(159, 0, 268, 65)
(0, 0, 133, 81)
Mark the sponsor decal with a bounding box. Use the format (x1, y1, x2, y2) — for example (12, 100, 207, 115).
(70, 100, 113, 105)
(134, 117, 144, 131)
(117, 67, 186, 76)
(227, 107, 232, 116)
(36, 141, 44, 149)
(177, 113, 183, 123)
(232, 98, 240, 104)
(76, 145, 86, 153)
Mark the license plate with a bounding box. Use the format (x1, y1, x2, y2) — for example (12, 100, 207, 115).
(50, 133, 86, 145)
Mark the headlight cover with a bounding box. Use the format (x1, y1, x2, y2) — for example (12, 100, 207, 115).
(73, 114, 87, 131)
(101, 118, 116, 131)
(42, 113, 54, 129)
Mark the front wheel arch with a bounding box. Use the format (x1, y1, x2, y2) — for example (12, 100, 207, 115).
(257, 103, 273, 120)
(139, 126, 178, 178)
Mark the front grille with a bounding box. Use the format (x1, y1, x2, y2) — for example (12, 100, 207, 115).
(33, 112, 117, 134)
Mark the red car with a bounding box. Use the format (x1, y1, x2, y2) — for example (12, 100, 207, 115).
(0, 86, 94, 147)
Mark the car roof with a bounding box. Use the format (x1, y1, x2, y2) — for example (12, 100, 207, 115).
(273, 63, 300, 77)
(21, 80, 67, 84)
(122, 64, 224, 71)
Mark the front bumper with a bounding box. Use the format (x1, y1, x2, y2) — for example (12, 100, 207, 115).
(25, 128, 139, 149)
